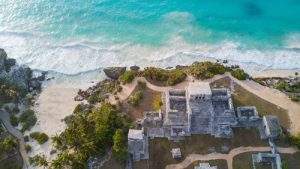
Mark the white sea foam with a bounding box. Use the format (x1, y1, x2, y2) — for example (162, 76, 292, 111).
(1, 31, 300, 77)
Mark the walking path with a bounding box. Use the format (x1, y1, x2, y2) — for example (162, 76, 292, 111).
(110, 73, 300, 134)
(165, 146, 298, 169)
(0, 110, 29, 169)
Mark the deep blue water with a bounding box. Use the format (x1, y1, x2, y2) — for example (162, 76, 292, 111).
(0, 0, 300, 74)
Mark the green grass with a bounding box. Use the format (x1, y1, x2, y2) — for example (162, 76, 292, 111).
(148, 128, 268, 169)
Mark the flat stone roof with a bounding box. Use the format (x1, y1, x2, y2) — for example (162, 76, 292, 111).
(188, 82, 212, 95)
(128, 129, 144, 140)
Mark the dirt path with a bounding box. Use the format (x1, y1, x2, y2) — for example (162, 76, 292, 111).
(110, 73, 300, 134)
(165, 146, 298, 169)
(0, 110, 29, 169)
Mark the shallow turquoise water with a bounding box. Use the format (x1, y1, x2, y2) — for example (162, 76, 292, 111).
(0, 0, 300, 74)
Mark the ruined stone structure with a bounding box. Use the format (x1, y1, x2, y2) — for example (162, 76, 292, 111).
(252, 152, 282, 169)
(127, 129, 149, 161)
(263, 115, 282, 139)
(128, 82, 283, 161)
(194, 163, 218, 169)
(171, 148, 182, 159)
(161, 82, 237, 140)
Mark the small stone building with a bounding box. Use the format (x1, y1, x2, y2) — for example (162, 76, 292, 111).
(194, 163, 217, 169)
(128, 129, 149, 161)
(252, 152, 282, 169)
(263, 115, 282, 139)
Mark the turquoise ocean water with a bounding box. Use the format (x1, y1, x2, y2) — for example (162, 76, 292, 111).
(1, 0, 300, 75)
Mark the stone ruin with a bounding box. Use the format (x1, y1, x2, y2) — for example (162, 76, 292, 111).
(128, 82, 283, 161)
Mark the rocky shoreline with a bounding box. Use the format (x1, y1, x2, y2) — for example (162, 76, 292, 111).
(0, 49, 44, 92)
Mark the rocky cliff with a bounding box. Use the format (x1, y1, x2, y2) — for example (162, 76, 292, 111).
(0, 49, 43, 91)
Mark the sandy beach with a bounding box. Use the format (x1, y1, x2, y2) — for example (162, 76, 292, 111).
(252, 69, 300, 78)
(26, 85, 79, 165)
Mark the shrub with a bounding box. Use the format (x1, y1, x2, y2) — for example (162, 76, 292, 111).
(276, 82, 288, 91)
(137, 80, 146, 88)
(29, 154, 48, 167)
(290, 95, 300, 102)
(10, 114, 19, 127)
(19, 109, 37, 131)
(189, 61, 227, 79)
(24, 136, 29, 142)
(130, 91, 143, 107)
(288, 133, 300, 150)
(143, 67, 187, 86)
(116, 85, 123, 92)
(30, 132, 49, 144)
(119, 70, 135, 84)
(25, 144, 32, 153)
(231, 69, 249, 80)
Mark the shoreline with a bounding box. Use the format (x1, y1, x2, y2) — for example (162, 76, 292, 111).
(28, 67, 299, 168)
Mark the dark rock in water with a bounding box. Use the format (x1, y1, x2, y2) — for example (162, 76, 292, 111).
(46, 77, 55, 81)
(223, 60, 228, 64)
(30, 79, 42, 91)
(103, 67, 126, 79)
(130, 65, 140, 72)
(244, 2, 262, 17)
(35, 71, 47, 81)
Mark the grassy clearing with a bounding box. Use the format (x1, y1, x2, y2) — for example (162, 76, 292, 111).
(120, 85, 161, 120)
(233, 151, 270, 169)
(280, 152, 300, 169)
(148, 128, 268, 169)
(185, 160, 228, 169)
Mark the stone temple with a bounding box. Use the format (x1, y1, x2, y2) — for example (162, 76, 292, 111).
(128, 82, 282, 161)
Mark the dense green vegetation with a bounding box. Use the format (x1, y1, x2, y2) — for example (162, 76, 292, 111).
(19, 109, 37, 132)
(9, 114, 19, 127)
(113, 129, 127, 162)
(30, 132, 49, 144)
(119, 70, 135, 84)
(129, 91, 143, 107)
(143, 67, 187, 86)
(0, 138, 19, 156)
(0, 79, 27, 104)
(50, 103, 132, 168)
(276, 82, 300, 93)
(231, 69, 249, 80)
(189, 61, 227, 79)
